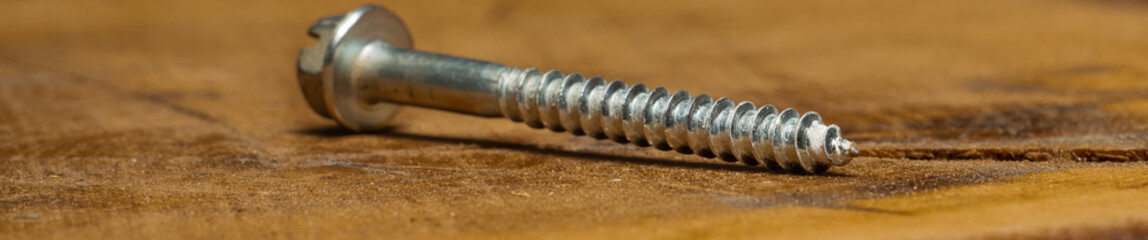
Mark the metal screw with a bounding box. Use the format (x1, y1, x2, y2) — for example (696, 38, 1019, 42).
(297, 5, 860, 173)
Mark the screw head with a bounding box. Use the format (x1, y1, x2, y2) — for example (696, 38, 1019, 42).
(297, 5, 413, 131)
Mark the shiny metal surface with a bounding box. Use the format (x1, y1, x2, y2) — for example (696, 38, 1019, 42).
(297, 4, 860, 173)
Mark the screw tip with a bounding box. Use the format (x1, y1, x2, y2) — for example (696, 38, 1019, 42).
(827, 138, 858, 166)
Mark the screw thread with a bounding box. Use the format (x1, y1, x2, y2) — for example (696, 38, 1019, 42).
(496, 68, 859, 173)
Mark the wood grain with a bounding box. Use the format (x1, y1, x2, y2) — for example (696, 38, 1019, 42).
(2, 0, 1147, 239)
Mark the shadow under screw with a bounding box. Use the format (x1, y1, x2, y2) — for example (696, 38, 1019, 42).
(295, 126, 854, 176)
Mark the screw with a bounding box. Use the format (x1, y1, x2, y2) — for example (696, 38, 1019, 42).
(297, 5, 860, 173)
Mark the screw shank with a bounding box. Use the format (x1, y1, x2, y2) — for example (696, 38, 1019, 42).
(353, 41, 513, 117)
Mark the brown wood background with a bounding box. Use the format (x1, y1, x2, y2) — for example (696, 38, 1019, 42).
(3, 0, 1148, 239)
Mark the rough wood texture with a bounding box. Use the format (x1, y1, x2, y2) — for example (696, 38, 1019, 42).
(2, 0, 1147, 239)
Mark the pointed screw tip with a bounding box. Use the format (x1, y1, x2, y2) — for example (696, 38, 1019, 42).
(846, 145, 860, 157)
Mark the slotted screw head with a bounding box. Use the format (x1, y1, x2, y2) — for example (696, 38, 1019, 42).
(297, 5, 411, 131)
(297, 5, 861, 173)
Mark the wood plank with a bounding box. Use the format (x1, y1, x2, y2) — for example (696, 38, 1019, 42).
(2, 0, 1146, 239)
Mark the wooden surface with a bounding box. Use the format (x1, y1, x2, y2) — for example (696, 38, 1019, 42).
(3, 0, 1148, 239)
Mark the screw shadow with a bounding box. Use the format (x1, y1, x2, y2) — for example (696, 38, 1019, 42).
(295, 126, 852, 177)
